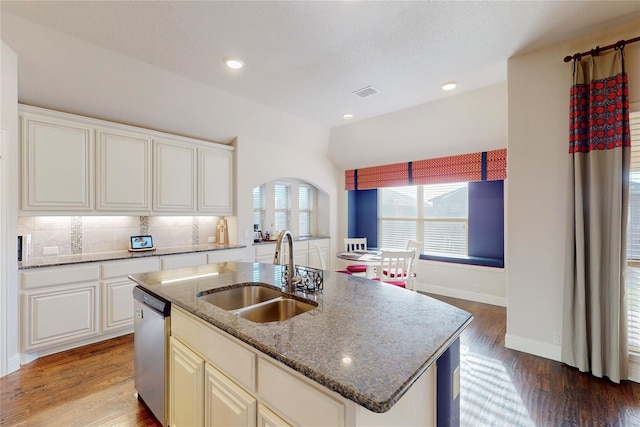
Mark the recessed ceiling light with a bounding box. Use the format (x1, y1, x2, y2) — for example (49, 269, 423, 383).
(442, 81, 457, 91)
(225, 58, 244, 69)
(342, 113, 354, 120)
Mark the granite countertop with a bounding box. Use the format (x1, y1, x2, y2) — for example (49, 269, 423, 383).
(18, 243, 246, 269)
(129, 262, 473, 413)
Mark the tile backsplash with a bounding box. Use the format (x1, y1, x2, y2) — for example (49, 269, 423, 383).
(18, 215, 223, 258)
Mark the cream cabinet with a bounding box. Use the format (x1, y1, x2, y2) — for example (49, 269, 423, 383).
(199, 146, 234, 215)
(95, 127, 151, 211)
(170, 337, 204, 427)
(19, 105, 234, 215)
(22, 281, 99, 352)
(254, 239, 330, 270)
(257, 405, 292, 427)
(153, 138, 197, 212)
(21, 112, 94, 211)
(205, 364, 257, 427)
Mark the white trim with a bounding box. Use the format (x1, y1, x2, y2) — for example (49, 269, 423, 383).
(417, 282, 507, 307)
(504, 333, 562, 362)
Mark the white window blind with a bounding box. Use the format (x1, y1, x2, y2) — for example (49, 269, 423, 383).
(274, 183, 290, 232)
(252, 185, 265, 230)
(423, 183, 468, 256)
(379, 186, 418, 249)
(299, 184, 314, 237)
(627, 110, 640, 355)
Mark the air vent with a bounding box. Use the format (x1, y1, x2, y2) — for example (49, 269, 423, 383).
(352, 86, 379, 98)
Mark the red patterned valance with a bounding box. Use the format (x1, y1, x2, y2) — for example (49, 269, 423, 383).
(344, 148, 507, 190)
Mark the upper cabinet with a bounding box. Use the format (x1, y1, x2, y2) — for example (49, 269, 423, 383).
(21, 113, 94, 211)
(96, 127, 152, 211)
(19, 105, 235, 216)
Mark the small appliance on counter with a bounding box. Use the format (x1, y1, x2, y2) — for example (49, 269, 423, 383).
(253, 224, 263, 242)
(129, 235, 155, 252)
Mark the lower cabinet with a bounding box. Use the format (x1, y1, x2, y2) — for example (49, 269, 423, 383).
(22, 282, 99, 351)
(205, 364, 257, 427)
(170, 337, 204, 427)
(257, 405, 291, 427)
(254, 238, 330, 270)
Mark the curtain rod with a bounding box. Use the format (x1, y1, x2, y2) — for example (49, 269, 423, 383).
(563, 36, 640, 62)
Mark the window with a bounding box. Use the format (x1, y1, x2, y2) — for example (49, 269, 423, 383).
(274, 183, 290, 232)
(253, 184, 265, 230)
(299, 184, 314, 237)
(379, 183, 467, 255)
(626, 110, 640, 355)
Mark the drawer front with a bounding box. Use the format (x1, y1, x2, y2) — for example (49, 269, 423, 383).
(258, 357, 345, 427)
(101, 257, 159, 279)
(172, 308, 256, 393)
(207, 249, 243, 264)
(22, 264, 100, 289)
(161, 253, 208, 270)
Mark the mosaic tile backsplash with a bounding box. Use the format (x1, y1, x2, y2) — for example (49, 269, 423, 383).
(18, 216, 223, 258)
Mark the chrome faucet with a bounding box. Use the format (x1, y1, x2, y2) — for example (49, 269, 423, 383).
(273, 230, 296, 292)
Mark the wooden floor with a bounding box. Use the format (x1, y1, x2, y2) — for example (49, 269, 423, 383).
(1, 295, 639, 426)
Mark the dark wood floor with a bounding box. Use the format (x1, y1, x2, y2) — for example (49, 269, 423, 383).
(1, 295, 639, 426)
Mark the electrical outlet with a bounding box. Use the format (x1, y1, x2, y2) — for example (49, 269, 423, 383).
(207, 236, 216, 243)
(474, 283, 480, 293)
(43, 246, 59, 256)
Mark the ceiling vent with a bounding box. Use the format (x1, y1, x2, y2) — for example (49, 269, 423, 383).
(352, 86, 379, 98)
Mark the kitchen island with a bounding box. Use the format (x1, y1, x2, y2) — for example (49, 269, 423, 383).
(129, 262, 472, 426)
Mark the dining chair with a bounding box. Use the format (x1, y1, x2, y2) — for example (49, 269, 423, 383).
(374, 249, 416, 289)
(404, 240, 422, 290)
(344, 238, 368, 274)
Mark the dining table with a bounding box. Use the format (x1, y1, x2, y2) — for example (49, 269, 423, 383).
(336, 249, 382, 279)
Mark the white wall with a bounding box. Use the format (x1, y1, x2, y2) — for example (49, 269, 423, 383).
(1, 39, 19, 375)
(506, 17, 640, 362)
(331, 82, 509, 305)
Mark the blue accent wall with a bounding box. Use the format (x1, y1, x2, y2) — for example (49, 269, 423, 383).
(347, 189, 378, 248)
(468, 181, 504, 261)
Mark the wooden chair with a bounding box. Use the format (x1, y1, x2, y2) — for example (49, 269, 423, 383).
(374, 249, 416, 289)
(344, 238, 368, 275)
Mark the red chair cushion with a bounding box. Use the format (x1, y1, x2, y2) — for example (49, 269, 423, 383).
(372, 278, 406, 288)
(346, 264, 367, 273)
(335, 270, 352, 275)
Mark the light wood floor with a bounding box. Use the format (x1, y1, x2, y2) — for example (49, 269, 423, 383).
(1, 295, 639, 426)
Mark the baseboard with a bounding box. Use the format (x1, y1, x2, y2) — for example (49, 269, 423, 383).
(6, 352, 20, 375)
(417, 283, 507, 307)
(504, 333, 562, 362)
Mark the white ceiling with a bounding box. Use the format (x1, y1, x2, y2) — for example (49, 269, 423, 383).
(2, 1, 640, 129)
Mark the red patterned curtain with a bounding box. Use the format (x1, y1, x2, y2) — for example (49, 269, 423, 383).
(344, 149, 506, 190)
(562, 48, 630, 382)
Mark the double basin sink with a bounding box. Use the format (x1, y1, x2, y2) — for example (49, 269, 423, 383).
(197, 283, 317, 323)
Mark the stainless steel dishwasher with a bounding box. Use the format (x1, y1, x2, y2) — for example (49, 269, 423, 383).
(133, 286, 171, 427)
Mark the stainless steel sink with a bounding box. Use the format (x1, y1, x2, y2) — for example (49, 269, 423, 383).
(236, 297, 316, 323)
(197, 283, 283, 310)
(197, 283, 317, 322)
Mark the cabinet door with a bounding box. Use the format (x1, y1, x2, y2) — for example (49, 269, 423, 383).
(153, 139, 196, 212)
(96, 127, 151, 211)
(21, 113, 93, 211)
(170, 337, 204, 427)
(22, 282, 99, 351)
(198, 146, 234, 215)
(205, 364, 256, 427)
(101, 278, 135, 332)
(257, 405, 292, 427)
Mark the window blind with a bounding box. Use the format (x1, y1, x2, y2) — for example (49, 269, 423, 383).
(299, 184, 313, 237)
(379, 186, 418, 249)
(274, 183, 290, 232)
(423, 183, 468, 256)
(628, 110, 640, 355)
(252, 185, 265, 230)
